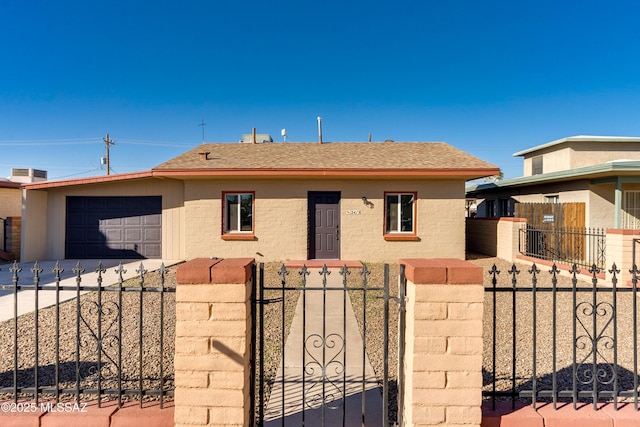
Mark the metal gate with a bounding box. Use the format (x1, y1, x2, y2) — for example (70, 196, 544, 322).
(251, 263, 404, 426)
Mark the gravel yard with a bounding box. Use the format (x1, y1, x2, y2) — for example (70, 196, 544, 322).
(0, 266, 175, 404)
(470, 254, 640, 404)
(3, 255, 633, 412)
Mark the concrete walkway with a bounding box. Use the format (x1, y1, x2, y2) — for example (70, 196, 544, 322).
(264, 267, 383, 426)
(0, 259, 182, 322)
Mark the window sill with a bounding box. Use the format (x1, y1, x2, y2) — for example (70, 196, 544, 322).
(221, 234, 255, 241)
(384, 234, 420, 241)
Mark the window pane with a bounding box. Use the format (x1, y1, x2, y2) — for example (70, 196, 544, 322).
(532, 156, 543, 175)
(240, 194, 253, 231)
(226, 194, 239, 231)
(386, 195, 399, 232)
(400, 194, 414, 232)
(623, 191, 640, 229)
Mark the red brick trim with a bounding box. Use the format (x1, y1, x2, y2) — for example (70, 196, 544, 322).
(606, 228, 640, 235)
(0, 400, 174, 427)
(210, 258, 254, 284)
(221, 234, 256, 241)
(383, 234, 420, 241)
(176, 258, 223, 284)
(176, 258, 255, 285)
(399, 258, 483, 285)
(499, 217, 527, 223)
(515, 255, 606, 279)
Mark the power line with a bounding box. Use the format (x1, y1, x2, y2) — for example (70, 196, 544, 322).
(116, 139, 194, 147)
(0, 139, 101, 146)
(0, 138, 99, 143)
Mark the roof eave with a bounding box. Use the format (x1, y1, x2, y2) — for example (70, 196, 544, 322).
(152, 167, 501, 180)
(22, 171, 156, 190)
(467, 162, 640, 194)
(513, 135, 640, 157)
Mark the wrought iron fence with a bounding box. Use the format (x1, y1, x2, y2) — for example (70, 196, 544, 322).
(251, 263, 404, 426)
(0, 260, 174, 408)
(519, 225, 606, 269)
(484, 261, 640, 410)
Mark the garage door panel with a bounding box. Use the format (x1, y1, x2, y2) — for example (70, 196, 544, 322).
(105, 229, 123, 242)
(125, 229, 142, 242)
(143, 215, 160, 226)
(142, 244, 161, 258)
(87, 229, 106, 243)
(66, 196, 162, 259)
(102, 217, 123, 226)
(86, 198, 106, 211)
(124, 216, 142, 226)
(144, 228, 161, 241)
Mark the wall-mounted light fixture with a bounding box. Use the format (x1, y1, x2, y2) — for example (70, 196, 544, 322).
(361, 196, 374, 208)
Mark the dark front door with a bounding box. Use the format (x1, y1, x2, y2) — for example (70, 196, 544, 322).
(308, 192, 340, 259)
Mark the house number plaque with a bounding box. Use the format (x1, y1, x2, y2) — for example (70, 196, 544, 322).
(346, 210, 361, 215)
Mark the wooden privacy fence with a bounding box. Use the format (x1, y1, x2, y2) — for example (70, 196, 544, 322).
(515, 202, 585, 228)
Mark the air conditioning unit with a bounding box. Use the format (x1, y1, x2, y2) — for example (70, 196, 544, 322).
(10, 168, 48, 183)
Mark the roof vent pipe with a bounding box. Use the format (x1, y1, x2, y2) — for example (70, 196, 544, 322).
(317, 116, 323, 144)
(252, 127, 257, 144)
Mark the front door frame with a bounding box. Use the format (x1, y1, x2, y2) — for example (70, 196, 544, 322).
(308, 191, 341, 259)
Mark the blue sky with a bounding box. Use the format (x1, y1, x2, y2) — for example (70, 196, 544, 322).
(1, 1, 640, 180)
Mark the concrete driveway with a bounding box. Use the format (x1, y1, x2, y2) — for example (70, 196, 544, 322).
(0, 259, 183, 322)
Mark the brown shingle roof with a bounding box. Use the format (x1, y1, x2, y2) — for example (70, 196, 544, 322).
(24, 141, 499, 190)
(153, 142, 497, 175)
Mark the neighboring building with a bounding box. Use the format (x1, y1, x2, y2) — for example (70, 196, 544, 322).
(467, 135, 640, 229)
(21, 141, 498, 263)
(0, 168, 48, 259)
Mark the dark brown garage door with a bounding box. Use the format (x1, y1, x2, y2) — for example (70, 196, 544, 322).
(66, 196, 162, 259)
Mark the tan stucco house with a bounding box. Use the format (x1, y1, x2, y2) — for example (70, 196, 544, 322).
(21, 141, 498, 263)
(467, 135, 640, 229)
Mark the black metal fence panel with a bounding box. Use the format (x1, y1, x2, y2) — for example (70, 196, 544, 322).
(484, 261, 640, 411)
(519, 225, 606, 269)
(0, 260, 175, 408)
(251, 263, 404, 427)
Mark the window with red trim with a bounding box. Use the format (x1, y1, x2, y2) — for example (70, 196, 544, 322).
(384, 192, 416, 235)
(223, 192, 254, 236)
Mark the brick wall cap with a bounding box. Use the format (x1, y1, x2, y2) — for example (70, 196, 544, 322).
(499, 217, 527, 223)
(211, 258, 255, 284)
(607, 228, 640, 235)
(176, 258, 255, 284)
(400, 258, 483, 285)
(176, 258, 223, 284)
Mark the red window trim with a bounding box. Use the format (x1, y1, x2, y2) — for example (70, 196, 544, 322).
(383, 191, 418, 239)
(221, 191, 256, 239)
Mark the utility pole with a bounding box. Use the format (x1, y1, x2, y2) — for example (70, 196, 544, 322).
(104, 133, 115, 175)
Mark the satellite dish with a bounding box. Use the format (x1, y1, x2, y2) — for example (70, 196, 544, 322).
(281, 128, 287, 142)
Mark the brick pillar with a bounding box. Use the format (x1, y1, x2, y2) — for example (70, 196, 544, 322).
(174, 258, 254, 427)
(605, 229, 640, 284)
(497, 217, 526, 261)
(399, 258, 484, 426)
